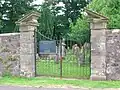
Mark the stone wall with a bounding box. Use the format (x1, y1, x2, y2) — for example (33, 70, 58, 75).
(106, 29, 120, 80)
(0, 33, 20, 76)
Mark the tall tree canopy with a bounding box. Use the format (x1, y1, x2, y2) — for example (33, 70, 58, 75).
(37, 1, 54, 39)
(69, 0, 120, 44)
(56, 0, 90, 24)
(88, 0, 120, 29)
(38, 0, 90, 39)
(68, 15, 90, 44)
(0, 0, 35, 33)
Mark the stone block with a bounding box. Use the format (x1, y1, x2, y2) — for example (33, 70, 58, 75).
(90, 75, 106, 81)
(20, 54, 35, 77)
(20, 54, 35, 71)
(20, 31, 34, 43)
(19, 25, 35, 32)
(20, 43, 35, 54)
(90, 19, 107, 30)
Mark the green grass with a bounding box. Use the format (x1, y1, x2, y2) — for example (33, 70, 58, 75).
(36, 49, 91, 79)
(0, 76, 120, 88)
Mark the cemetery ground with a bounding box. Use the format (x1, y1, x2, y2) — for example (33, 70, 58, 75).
(36, 60, 90, 79)
(36, 49, 91, 79)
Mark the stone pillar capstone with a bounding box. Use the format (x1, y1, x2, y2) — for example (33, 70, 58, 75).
(16, 11, 40, 77)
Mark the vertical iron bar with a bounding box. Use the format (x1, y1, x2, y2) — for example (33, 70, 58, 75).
(60, 39, 62, 79)
(34, 28, 37, 76)
(89, 21, 91, 79)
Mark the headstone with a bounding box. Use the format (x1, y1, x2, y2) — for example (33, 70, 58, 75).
(84, 42, 90, 50)
(78, 52, 84, 65)
(58, 42, 66, 59)
(36, 53, 39, 60)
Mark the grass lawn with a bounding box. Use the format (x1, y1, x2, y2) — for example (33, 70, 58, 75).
(0, 76, 120, 88)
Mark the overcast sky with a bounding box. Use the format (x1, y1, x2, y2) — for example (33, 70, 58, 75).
(33, 0, 44, 5)
(33, 0, 64, 6)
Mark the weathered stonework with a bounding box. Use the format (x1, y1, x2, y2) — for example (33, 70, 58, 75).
(0, 11, 40, 78)
(16, 11, 40, 77)
(90, 27, 107, 80)
(106, 29, 120, 80)
(0, 33, 20, 76)
(86, 9, 109, 80)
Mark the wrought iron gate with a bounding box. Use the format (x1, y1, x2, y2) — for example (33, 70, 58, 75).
(35, 31, 91, 79)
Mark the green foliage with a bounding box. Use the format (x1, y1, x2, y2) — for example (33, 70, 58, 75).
(37, 0, 67, 40)
(69, 0, 120, 44)
(88, 0, 120, 29)
(0, 0, 35, 33)
(55, 0, 90, 38)
(0, 13, 3, 33)
(37, 0, 90, 39)
(56, 0, 90, 24)
(38, 2, 54, 39)
(69, 16, 90, 44)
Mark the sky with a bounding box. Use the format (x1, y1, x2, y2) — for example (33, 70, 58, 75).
(33, 0, 44, 5)
(33, 0, 64, 6)
(33, 0, 65, 14)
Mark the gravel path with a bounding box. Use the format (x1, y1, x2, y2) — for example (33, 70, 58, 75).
(0, 86, 118, 90)
(0, 86, 81, 90)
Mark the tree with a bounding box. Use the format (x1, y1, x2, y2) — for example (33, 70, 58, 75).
(69, 16, 90, 44)
(69, 0, 120, 44)
(0, 0, 34, 33)
(37, 1, 54, 39)
(37, 0, 69, 40)
(0, 12, 3, 33)
(88, 0, 120, 29)
(38, 0, 90, 39)
(55, 0, 90, 39)
(57, 0, 90, 24)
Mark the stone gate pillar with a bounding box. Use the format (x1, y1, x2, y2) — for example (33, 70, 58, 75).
(86, 9, 108, 80)
(90, 19, 107, 80)
(16, 11, 40, 77)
